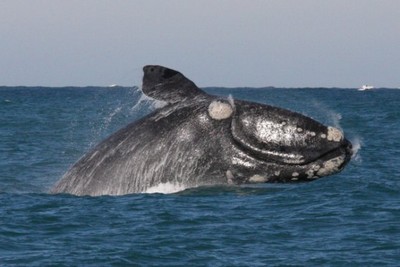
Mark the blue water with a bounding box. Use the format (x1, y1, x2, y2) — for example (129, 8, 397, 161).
(1, 86, 399, 266)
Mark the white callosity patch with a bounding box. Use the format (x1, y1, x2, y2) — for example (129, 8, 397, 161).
(249, 174, 268, 183)
(255, 120, 295, 146)
(327, 126, 343, 142)
(305, 169, 315, 179)
(313, 164, 321, 171)
(291, 172, 299, 181)
(316, 155, 346, 176)
(208, 101, 233, 120)
(249, 120, 305, 163)
(305, 164, 322, 179)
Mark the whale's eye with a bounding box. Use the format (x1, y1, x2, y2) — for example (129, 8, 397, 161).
(208, 101, 233, 120)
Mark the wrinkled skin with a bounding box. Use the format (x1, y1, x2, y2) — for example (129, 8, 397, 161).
(51, 65, 352, 196)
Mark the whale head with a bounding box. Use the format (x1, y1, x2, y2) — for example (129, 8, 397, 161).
(229, 100, 353, 182)
(142, 65, 353, 184)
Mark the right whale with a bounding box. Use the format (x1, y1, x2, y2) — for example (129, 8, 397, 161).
(51, 65, 353, 196)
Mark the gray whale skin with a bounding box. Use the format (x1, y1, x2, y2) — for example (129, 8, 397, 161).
(51, 65, 353, 196)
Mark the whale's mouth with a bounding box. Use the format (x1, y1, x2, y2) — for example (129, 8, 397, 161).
(233, 137, 353, 182)
(309, 140, 353, 169)
(301, 141, 353, 178)
(233, 133, 352, 167)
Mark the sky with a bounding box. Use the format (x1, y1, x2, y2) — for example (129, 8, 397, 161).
(1, 0, 399, 88)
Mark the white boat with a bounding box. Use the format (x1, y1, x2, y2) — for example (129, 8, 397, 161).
(358, 85, 374, 91)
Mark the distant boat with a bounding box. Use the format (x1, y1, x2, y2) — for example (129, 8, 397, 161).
(108, 84, 119, 88)
(358, 85, 374, 91)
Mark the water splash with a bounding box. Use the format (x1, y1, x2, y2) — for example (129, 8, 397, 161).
(103, 106, 122, 130)
(313, 102, 362, 162)
(144, 182, 189, 194)
(228, 94, 235, 108)
(350, 136, 363, 162)
(310, 100, 343, 129)
(91, 88, 162, 142)
(328, 112, 343, 129)
(131, 89, 166, 113)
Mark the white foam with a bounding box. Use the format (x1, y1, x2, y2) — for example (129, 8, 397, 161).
(144, 182, 188, 194)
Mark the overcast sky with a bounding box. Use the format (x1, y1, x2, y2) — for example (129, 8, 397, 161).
(1, 0, 399, 87)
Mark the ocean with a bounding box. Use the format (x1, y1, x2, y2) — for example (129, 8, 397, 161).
(1, 86, 399, 266)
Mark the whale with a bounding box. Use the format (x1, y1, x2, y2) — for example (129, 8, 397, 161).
(51, 65, 353, 196)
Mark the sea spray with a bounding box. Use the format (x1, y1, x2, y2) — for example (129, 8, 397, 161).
(132, 87, 167, 113)
(102, 106, 122, 131)
(228, 94, 235, 108)
(309, 99, 343, 127)
(88, 87, 157, 148)
(350, 136, 363, 162)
